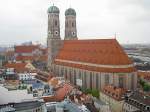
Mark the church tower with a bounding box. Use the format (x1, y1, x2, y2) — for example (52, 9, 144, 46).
(47, 5, 62, 70)
(65, 8, 78, 40)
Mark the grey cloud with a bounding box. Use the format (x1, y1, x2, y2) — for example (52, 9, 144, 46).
(0, 0, 150, 45)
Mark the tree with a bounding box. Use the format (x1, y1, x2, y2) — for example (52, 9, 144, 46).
(143, 83, 150, 92)
(139, 79, 145, 87)
(81, 88, 99, 98)
(91, 89, 99, 98)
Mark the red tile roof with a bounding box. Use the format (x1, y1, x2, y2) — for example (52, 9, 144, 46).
(15, 45, 39, 53)
(54, 39, 136, 73)
(16, 56, 34, 61)
(55, 83, 73, 101)
(16, 55, 47, 62)
(42, 83, 74, 102)
(4, 62, 28, 73)
(103, 85, 126, 101)
(41, 48, 48, 55)
(39, 55, 47, 62)
(35, 71, 54, 82)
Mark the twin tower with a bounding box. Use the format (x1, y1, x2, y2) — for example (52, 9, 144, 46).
(47, 5, 77, 40)
(47, 5, 78, 69)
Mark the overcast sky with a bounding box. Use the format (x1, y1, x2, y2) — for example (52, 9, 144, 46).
(0, 0, 150, 45)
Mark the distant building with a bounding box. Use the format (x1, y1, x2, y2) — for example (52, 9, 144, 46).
(123, 91, 150, 112)
(47, 5, 137, 91)
(18, 73, 37, 81)
(4, 62, 35, 73)
(56, 99, 90, 112)
(14, 44, 47, 63)
(0, 86, 46, 112)
(0, 101, 46, 112)
(0, 55, 6, 68)
(5, 49, 15, 62)
(100, 85, 126, 112)
(2, 68, 18, 80)
(42, 83, 74, 102)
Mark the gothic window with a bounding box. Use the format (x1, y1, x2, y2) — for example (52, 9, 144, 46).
(74, 70, 76, 85)
(57, 66, 59, 76)
(84, 71, 86, 88)
(69, 69, 72, 82)
(96, 73, 99, 89)
(65, 68, 67, 79)
(61, 68, 64, 76)
(131, 74, 135, 89)
(105, 74, 109, 85)
(72, 22, 74, 27)
(119, 76, 124, 88)
(79, 71, 82, 79)
(55, 20, 58, 26)
(65, 68, 67, 75)
(90, 72, 92, 88)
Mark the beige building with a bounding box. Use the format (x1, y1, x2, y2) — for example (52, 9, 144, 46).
(99, 85, 126, 112)
(47, 5, 137, 91)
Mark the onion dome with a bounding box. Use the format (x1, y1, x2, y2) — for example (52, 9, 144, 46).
(65, 8, 76, 16)
(48, 5, 60, 13)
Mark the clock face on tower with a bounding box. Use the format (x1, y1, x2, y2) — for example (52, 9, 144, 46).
(54, 31, 59, 36)
(48, 31, 51, 37)
(72, 32, 76, 37)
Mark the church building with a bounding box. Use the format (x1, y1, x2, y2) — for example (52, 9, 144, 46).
(47, 5, 137, 91)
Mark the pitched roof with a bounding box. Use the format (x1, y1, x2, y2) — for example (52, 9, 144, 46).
(4, 63, 28, 72)
(54, 39, 136, 73)
(15, 45, 39, 53)
(35, 71, 54, 82)
(103, 85, 126, 101)
(16, 55, 47, 62)
(42, 83, 74, 102)
(55, 83, 74, 101)
(16, 56, 34, 61)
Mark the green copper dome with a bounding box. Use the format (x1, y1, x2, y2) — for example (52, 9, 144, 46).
(48, 5, 60, 13)
(65, 8, 76, 16)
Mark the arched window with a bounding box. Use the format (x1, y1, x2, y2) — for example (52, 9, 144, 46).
(72, 22, 74, 27)
(74, 70, 76, 85)
(55, 20, 58, 26)
(65, 68, 67, 79)
(84, 71, 87, 88)
(79, 71, 82, 79)
(61, 68, 64, 76)
(105, 74, 109, 85)
(69, 69, 72, 82)
(90, 72, 92, 88)
(96, 73, 99, 89)
(119, 76, 124, 88)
